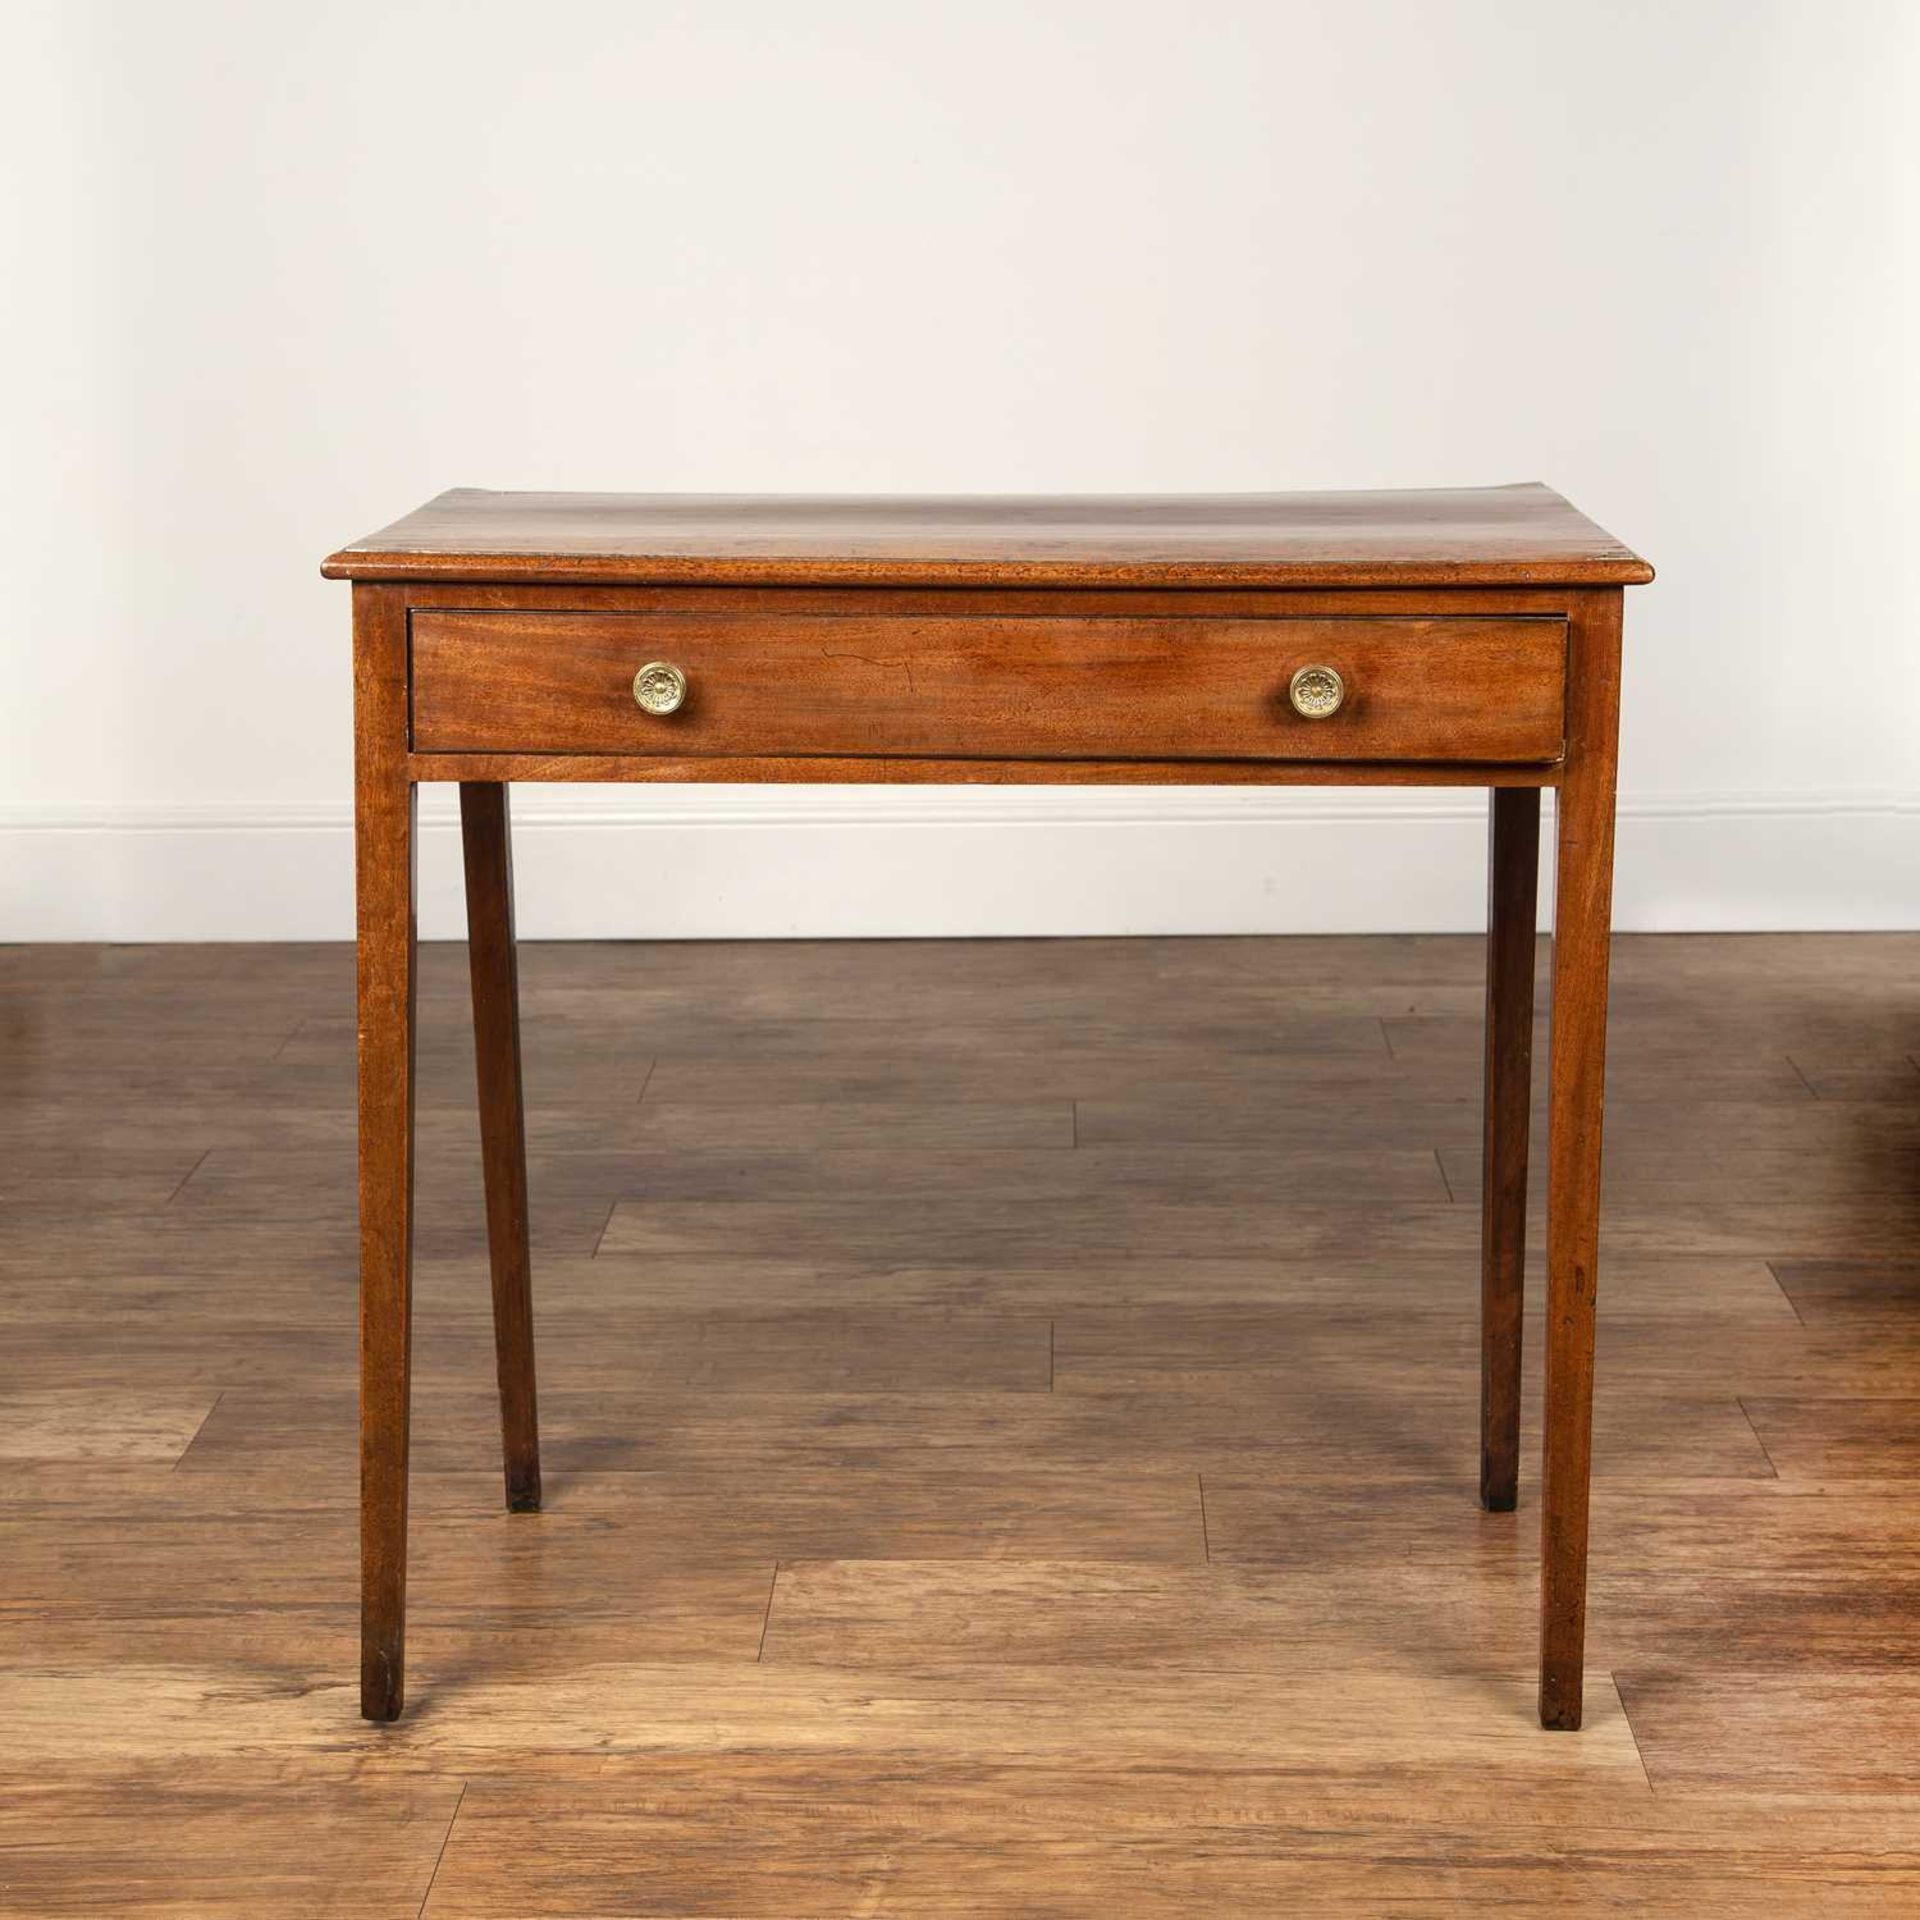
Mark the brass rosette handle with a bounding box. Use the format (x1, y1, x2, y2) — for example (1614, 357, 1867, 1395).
(632, 661, 689, 715)
(1287, 663, 1345, 719)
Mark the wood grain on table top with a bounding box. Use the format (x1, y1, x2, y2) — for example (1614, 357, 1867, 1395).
(324, 482, 1654, 588)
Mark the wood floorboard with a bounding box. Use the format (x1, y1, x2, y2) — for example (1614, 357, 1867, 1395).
(3, 931, 1918, 1913)
(0, 1390, 221, 1463)
(0, 1775, 463, 1919)
(419, 1795, 1920, 1918)
(168, 1378, 1773, 1481)
(0, 1247, 1801, 1324)
(1770, 1257, 1920, 1327)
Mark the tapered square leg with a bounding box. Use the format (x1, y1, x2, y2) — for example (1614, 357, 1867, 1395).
(460, 782, 542, 1514)
(1481, 786, 1540, 1513)
(354, 584, 417, 1723)
(1539, 592, 1624, 1731)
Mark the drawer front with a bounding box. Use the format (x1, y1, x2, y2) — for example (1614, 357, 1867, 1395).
(410, 609, 1567, 763)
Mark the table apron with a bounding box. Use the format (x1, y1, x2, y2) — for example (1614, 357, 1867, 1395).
(402, 752, 1564, 787)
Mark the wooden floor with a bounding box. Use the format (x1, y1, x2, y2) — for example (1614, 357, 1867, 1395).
(3, 932, 1919, 1915)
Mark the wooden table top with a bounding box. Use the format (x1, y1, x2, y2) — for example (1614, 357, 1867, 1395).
(324, 483, 1652, 590)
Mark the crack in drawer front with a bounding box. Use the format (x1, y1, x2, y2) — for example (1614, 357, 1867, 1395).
(410, 609, 1568, 763)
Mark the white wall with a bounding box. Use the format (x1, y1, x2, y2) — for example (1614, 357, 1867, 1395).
(3, 0, 1916, 939)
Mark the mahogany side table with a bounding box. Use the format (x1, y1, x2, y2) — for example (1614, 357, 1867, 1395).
(323, 485, 1652, 1728)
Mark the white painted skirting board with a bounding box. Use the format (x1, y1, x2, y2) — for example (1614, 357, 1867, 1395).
(1, 790, 1914, 941)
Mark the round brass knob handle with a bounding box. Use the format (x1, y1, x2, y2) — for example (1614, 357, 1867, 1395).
(632, 661, 688, 716)
(1288, 663, 1346, 720)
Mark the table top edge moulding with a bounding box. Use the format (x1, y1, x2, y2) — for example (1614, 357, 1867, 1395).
(322, 481, 1655, 589)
